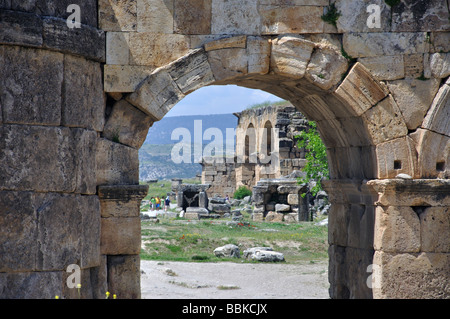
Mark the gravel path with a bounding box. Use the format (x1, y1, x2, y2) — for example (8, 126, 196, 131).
(140, 260, 330, 299)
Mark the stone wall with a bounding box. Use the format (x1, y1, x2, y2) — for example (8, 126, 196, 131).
(0, 3, 147, 299)
(201, 157, 236, 198)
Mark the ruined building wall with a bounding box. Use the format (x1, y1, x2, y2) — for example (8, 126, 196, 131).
(201, 104, 308, 197)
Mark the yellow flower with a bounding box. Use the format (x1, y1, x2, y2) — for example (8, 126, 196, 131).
(55, 295, 59, 299)
(113, 294, 117, 299)
(105, 291, 110, 299)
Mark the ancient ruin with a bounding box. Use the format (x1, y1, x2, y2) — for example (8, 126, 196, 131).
(201, 103, 309, 198)
(0, 1, 449, 299)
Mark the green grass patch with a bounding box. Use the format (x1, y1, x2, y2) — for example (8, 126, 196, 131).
(141, 217, 328, 264)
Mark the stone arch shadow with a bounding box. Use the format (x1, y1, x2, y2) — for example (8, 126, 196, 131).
(101, 34, 449, 299)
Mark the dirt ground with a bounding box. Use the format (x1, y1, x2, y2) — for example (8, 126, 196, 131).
(140, 260, 330, 299)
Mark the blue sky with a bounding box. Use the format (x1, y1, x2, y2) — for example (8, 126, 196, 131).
(165, 85, 284, 117)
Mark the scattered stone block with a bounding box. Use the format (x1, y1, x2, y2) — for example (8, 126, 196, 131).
(214, 244, 240, 258)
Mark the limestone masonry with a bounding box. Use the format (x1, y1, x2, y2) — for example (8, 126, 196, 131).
(0, 0, 449, 299)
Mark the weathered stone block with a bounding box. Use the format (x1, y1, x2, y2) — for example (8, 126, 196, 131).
(0, 191, 38, 272)
(37, 0, 98, 27)
(373, 251, 450, 299)
(104, 64, 155, 92)
(63, 54, 106, 132)
(420, 207, 450, 253)
(98, 185, 148, 219)
(0, 9, 43, 47)
(103, 99, 153, 149)
(387, 78, 440, 131)
(270, 35, 315, 78)
(207, 48, 248, 83)
(247, 36, 270, 75)
(403, 54, 424, 78)
(431, 31, 450, 53)
(343, 32, 427, 58)
(42, 17, 105, 62)
(363, 95, 408, 144)
(174, 0, 211, 34)
(128, 32, 189, 67)
(166, 48, 215, 94)
(375, 136, 418, 179)
(335, 0, 391, 32)
(0, 191, 100, 272)
(96, 138, 139, 186)
(287, 194, 299, 205)
(367, 179, 450, 208)
(422, 82, 450, 137)
(260, 5, 324, 34)
(335, 63, 388, 116)
(412, 129, 449, 179)
(137, 0, 174, 33)
(0, 271, 62, 299)
(72, 129, 98, 195)
(374, 206, 421, 253)
(358, 55, 404, 81)
(101, 217, 141, 255)
(391, 0, 450, 32)
(265, 211, 283, 222)
(327, 204, 350, 247)
(106, 31, 130, 65)
(36, 193, 100, 270)
(107, 255, 141, 299)
(305, 45, 349, 90)
(126, 69, 185, 120)
(0, 46, 63, 126)
(211, 0, 260, 35)
(0, 125, 77, 192)
(99, 0, 137, 32)
(204, 35, 246, 51)
(429, 52, 450, 78)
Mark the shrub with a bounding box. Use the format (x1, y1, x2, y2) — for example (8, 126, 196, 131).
(233, 186, 252, 199)
(295, 121, 329, 197)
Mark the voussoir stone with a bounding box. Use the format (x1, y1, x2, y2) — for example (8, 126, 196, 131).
(270, 35, 315, 78)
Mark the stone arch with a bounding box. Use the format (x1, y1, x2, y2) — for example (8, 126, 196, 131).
(102, 33, 450, 299)
(1, 1, 449, 300)
(103, 36, 396, 299)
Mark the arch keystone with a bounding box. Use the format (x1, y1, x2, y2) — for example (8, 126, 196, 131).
(270, 35, 315, 78)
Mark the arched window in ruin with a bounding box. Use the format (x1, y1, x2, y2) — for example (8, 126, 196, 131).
(263, 120, 273, 157)
(245, 123, 256, 163)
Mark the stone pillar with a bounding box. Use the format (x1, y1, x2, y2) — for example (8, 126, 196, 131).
(98, 185, 148, 299)
(0, 5, 105, 298)
(367, 179, 450, 299)
(323, 179, 377, 299)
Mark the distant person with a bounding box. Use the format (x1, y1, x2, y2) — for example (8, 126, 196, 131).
(164, 196, 171, 212)
(150, 197, 156, 211)
(155, 196, 161, 210)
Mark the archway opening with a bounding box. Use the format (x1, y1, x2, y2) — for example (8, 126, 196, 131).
(138, 84, 331, 299)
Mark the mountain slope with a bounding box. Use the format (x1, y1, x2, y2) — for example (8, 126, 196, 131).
(139, 114, 238, 181)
